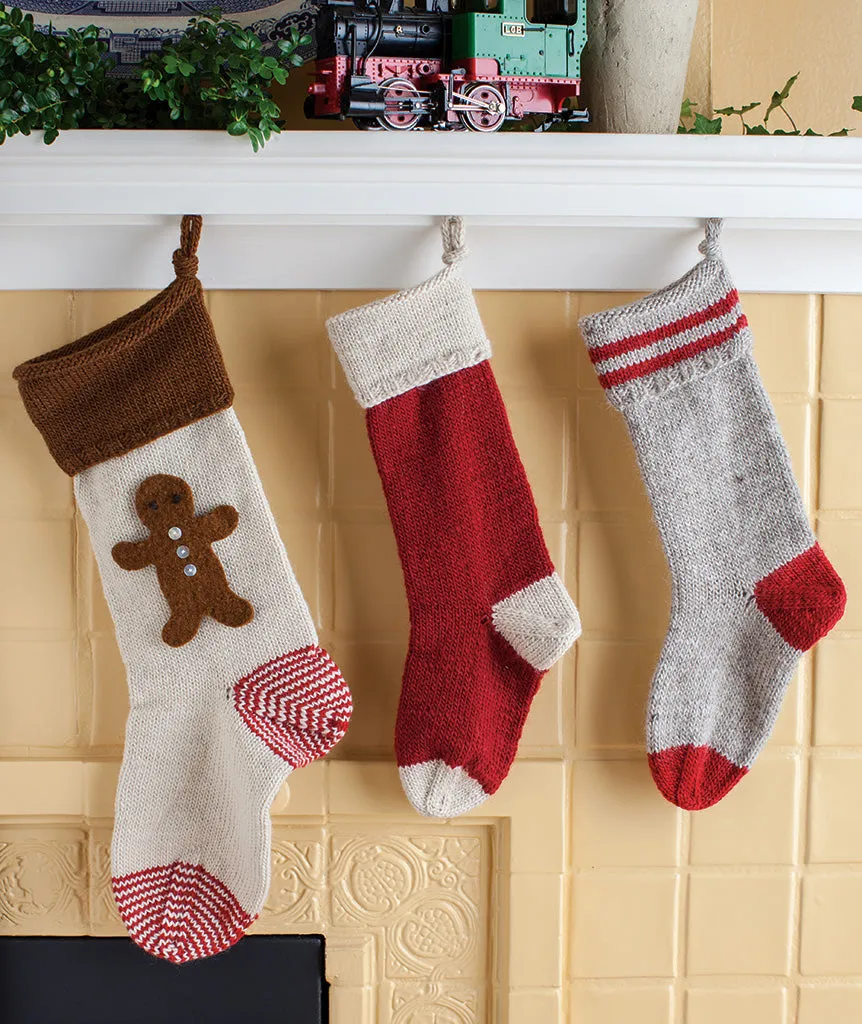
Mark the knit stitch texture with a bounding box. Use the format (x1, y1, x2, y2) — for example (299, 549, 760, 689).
(579, 223, 846, 809)
(327, 219, 580, 818)
(13, 218, 232, 475)
(14, 217, 352, 962)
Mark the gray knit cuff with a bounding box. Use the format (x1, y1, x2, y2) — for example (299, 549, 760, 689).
(326, 266, 491, 408)
(579, 256, 753, 409)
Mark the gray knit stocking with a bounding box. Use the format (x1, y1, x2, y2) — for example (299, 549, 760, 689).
(579, 220, 846, 810)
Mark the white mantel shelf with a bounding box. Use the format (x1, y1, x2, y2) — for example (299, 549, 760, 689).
(1, 130, 862, 292)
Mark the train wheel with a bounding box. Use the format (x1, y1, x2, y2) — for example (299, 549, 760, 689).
(354, 118, 384, 131)
(459, 83, 506, 132)
(378, 78, 423, 131)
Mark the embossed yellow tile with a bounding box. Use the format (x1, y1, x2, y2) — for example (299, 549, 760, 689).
(816, 520, 862, 630)
(570, 985, 673, 1024)
(577, 520, 670, 638)
(1, 521, 74, 630)
(687, 873, 793, 975)
(0, 640, 76, 749)
(798, 985, 862, 1023)
(808, 756, 862, 863)
(575, 640, 661, 748)
(814, 637, 862, 746)
(801, 875, 862, 975)
(571, 760, 680, 867)
(686, 987, 787, 1024)
(88, 826, 123, 934)
(0, 827, 88, 935)
(819, 401, 862, 509)
(475, 291, 573, 393)
(0, 292, 70, 391)
(570, 874, 678, 978)
(209, 291, 327, 393)
(822, 295, 862, 395)
(577, 395, 650, 512)
(745, 293, 815, 395)
(255, 827, 327, 931)
(689, 756, 799, 865)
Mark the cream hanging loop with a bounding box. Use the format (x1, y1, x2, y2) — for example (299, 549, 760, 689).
(441, 216, 468, 267)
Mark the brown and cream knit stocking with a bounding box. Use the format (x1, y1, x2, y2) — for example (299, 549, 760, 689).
(14, 217, 352, 963)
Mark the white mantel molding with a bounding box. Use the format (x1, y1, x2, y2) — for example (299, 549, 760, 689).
(1, 130, 862, 292)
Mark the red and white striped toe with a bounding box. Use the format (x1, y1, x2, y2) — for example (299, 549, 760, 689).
(233, 646, 353, 768)
(112, 861, 254, 964)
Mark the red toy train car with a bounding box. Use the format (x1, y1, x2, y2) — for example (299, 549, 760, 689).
(305, 0, 589, 131)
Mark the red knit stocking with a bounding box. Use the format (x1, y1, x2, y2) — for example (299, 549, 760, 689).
(327, 220, 580, 816)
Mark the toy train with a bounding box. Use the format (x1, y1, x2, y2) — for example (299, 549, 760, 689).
(304, 0, 588, 131)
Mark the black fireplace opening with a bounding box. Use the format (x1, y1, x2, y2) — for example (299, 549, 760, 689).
(0, 934, 328, 1024)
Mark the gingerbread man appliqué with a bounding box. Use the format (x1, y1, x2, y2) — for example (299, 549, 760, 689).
(112, 474, 254, 648)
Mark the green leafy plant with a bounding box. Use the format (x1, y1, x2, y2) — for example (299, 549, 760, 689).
(0, 5, 114, 144)
(0, 6, 308, 148)
(679, 73, 857, 136)
(140, 15, 309, 150)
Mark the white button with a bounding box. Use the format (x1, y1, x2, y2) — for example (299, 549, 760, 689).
(176, 545, 190, 559)
(184, 564, 197, 577)
(168, 527, 182, 540)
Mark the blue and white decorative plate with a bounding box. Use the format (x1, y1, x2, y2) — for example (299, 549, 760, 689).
(20, 0, 320, 71)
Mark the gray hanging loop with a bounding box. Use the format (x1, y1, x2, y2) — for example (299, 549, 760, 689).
(441, 216, 468, 266)
(698, 218, 723, 260)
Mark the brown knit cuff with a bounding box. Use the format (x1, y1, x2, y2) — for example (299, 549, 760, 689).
(13, 274, 233, 476)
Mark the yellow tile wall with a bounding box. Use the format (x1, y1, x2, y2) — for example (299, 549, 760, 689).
(0, 286, 859, 1021)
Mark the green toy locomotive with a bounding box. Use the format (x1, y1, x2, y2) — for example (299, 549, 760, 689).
(304, 0, 588, 131)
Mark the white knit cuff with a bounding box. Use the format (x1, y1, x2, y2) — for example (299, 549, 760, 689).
(326, 266, 491, 408)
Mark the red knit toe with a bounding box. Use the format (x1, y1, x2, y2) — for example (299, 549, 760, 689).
(648, 745, 747, 810)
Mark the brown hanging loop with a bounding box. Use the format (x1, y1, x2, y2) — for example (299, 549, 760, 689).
(173, 214, 202, 278)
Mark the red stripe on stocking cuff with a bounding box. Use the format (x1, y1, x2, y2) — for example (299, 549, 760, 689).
(588, 289, 741, 364)
(597, 314, 748, 390)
